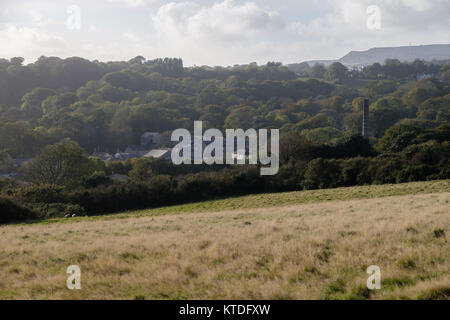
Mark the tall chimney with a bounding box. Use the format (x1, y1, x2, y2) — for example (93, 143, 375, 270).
(362, 99, 370, 138)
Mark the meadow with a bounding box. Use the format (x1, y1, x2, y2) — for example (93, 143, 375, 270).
(0, 180, 449, 300)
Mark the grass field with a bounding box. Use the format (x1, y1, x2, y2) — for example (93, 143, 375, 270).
(0, 180, 449, 300)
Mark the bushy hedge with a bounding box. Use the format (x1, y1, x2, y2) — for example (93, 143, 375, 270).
(13, 184, 68, 203)
(28, 203, 86, 219)
(0, 197, 38, 224)
(3, 185, 86, 223)
(26, 161, 450, 218)
(3, 152, 448, 222)
(67, 167, 272, 215)
(3, 131, 449, 222)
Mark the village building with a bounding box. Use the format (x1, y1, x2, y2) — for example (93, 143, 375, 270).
(143, 149, 171, 160)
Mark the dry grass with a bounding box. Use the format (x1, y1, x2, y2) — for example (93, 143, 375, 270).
(0, 185, 449, 300)
(27, 179, 450, 225)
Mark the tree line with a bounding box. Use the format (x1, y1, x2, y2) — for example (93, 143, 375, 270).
(0, 55, 449, 223)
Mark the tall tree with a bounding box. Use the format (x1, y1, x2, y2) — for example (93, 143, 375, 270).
(22, 141, 96, 187)
(325, 62, 348, 82)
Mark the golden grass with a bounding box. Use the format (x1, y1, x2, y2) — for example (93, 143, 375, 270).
(28, 179, 450, 225)
(0, 186, 449, 299)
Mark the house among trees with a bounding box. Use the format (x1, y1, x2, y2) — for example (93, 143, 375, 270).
(143, 149, 171, 160)
(92, 132, 172, 162)
(0, 156, 32, 180)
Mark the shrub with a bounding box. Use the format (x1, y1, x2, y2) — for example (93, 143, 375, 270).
(13, 184, 68, 204)
(20, 141, 97, 188)
(0, 178, 15, 193)
(84, 171, 111, 188)
(0, 150, 14, 172)
(396, 165, 436, 183)
(303, 158, 342, 189)
(28, 203, 86, 219)
(0, 197, 37, 224)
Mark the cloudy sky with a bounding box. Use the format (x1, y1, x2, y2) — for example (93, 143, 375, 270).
(0, 0, 449, 66)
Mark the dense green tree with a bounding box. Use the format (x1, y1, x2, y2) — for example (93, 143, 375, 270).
(21, 88, 56, 118)
(370, 97, 410, 137)
(303, 127, 344, 144)
(376, 124, 422, 153)
(0, 122, 36, 157)
(129, 158, 153, 182)
(417, 95, 450, 121)
(41, 93, 78, 116)
(10, 57, 24, 66)
(224, 106, 258, 129)
(310, 64, 327, 78)
(0, 150, 14, 172)
(21, 141, 97, 187)
(367, 80, 398, 96)
(325, 62, 348, 82)
(303, 158, 342, 189)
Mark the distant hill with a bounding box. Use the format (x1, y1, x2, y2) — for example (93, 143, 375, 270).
(288, 44, 450, 71)
(340, 44, 450, 66)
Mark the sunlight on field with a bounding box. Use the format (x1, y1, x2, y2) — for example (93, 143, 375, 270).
(0, 182, 449, 300)
(41, 179, 448, 224)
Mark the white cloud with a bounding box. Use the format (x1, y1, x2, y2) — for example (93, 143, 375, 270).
(150, 0, 286, 65)
(122, 31, 140, 41)
(153, 0, 285, 42)
(28, 10, 43, 24)
(285, 0, 450, 61)
(107, 0, 159, 7)
(0, 0, 449, 65)
(0, 24, 67, 60)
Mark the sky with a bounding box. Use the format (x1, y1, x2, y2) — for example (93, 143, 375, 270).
(0, 0, 449, 66)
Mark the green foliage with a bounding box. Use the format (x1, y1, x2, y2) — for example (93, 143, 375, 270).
(310, 64, 327, 78)
(13, 184, 68, 203)
(21, 141, 97, 187)
(302, 127, 343, 144)
(417, 95, 450, 121)
(0, 55, 448, 220)
(404, 78, 443, 107)
(0, 150, 14, 172)
(3, 56, 443, 156)
(225, 106, 258, 129)
(0, 197, 37, 224)
(303, 158, 342, 189)
(325, 62, 348, 82)
(128, 159, 153, 183)
(29, 202, 86, 219)
(370, 97, 411, 137)
(376, 124, 421, 152)
(84, 171, 111, 188)
(41, 92, 78, 115)
(296, 113, 336, 131)
(21, 88, 55, 118)
(0, 122, 36, 158)
(367, 80, 398, 96)
(0, 177, 15, 193)
(377, 124, 450, 155)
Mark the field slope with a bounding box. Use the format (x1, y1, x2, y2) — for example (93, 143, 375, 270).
(0, 180, 449, 300)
